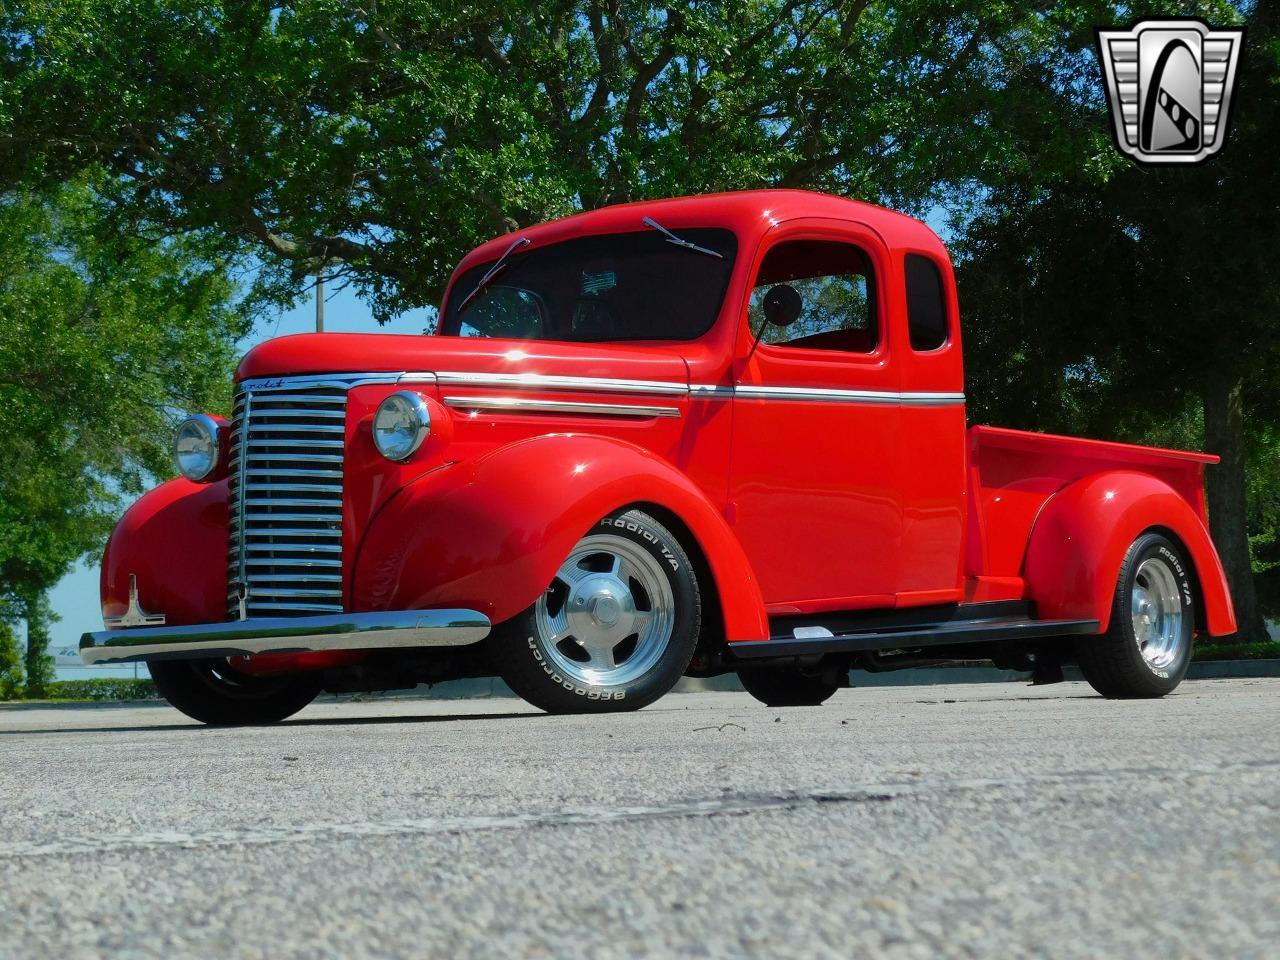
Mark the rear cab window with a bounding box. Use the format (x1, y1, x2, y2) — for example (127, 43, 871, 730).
(904, 253, 949, 352)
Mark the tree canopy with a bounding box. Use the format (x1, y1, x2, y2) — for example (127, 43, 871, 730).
(2, 0, 1133, 320)
(0, 183, 251, 611)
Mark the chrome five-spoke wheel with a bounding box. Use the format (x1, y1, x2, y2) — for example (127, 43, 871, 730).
(536, 534, 675, 686)
(489, 509, 702, 714)
(1130, 556, 1184, 672)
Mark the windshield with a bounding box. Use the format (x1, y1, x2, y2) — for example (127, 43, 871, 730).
(439, 228, 737, 342)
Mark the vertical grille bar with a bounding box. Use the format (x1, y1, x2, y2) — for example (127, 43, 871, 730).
(227, 384, 348, 618)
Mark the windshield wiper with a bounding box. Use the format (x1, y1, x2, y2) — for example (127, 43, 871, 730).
(455, 236, 531, 317)
(643, 217, 725, 259)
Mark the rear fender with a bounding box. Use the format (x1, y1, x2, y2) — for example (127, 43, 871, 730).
(1023, 471, 1236, 635)
(352, 434, 769, 642)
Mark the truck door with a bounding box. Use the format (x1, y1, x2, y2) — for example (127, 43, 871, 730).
(727, 219, 902, 611)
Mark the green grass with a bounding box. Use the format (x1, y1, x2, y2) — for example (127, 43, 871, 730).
(1193, 640, 1280, 662)
(42, 678, 159, 702)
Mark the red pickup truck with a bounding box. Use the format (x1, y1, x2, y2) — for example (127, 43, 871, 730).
(82, 190, 1236, 724)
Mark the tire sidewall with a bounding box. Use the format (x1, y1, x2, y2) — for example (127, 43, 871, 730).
(1117, 534, 1195, 689)
(498, 510, 701, 712)
(150, 659, 321, 725)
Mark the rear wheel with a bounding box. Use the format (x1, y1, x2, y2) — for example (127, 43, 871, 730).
(149, 659, 322, 725)
(488, 509, 701, 714)
(1076, 532, 1194, 698)
(737, 667, 841, 707)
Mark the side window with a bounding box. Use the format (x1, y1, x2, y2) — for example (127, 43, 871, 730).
(904, 254, 949, 351)
(748, 240, 878, 353)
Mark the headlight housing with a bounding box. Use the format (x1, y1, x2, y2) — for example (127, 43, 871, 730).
(173, 414, 223, 482)
(373, 391, 431, 462)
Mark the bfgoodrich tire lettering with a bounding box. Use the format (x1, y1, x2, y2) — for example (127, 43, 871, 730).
(488, 509, 702, 714)
(1075, 532, 1195, 698)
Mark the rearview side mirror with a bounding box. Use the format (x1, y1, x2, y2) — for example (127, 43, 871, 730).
(762, 284, 802, 328)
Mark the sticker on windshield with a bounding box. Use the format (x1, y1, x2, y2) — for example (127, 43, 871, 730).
(582, 270, 617, 296)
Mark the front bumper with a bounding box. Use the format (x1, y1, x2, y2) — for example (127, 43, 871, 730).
(80, 609, 492, 665)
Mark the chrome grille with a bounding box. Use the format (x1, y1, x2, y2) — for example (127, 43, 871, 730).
(227, 384, 347, 617)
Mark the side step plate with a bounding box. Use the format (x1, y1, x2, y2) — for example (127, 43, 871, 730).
(729, 616, 1100, 660)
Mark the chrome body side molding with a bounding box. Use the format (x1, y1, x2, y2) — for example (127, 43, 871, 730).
(688, 384, 736, 398)
(444, 395, 682, 419)
(80, 609, 492, 665)
(436, 370, 689, 395)
(237, 371, 964, 407)
(733, 385, 966, 406)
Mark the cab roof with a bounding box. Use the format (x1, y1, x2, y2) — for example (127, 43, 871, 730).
(455, 189, 948, 276)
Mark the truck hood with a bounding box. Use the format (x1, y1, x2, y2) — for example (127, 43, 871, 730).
(236, 333, 690, 387)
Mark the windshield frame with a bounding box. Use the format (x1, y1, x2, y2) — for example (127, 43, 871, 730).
(437, 226, 740, 345)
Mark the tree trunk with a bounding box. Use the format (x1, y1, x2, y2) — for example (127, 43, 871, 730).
(1202, 373, 1269, 643)
(21, 589, 56, 698)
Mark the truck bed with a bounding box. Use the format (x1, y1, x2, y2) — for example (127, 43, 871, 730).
(966, 425, 1218, 592)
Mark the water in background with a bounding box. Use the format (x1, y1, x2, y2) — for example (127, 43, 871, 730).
(53, 646, 150, 681)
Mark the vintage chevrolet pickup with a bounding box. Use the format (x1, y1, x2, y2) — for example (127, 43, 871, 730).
(81, 190, 1236, 724)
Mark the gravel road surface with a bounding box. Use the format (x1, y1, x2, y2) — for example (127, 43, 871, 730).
(2, 679, 1278, 959)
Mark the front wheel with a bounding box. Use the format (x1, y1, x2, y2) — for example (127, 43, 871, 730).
(149, 659, 322, 725)
(487, 509, 702, 714)
(1075, 532, 1195, 698)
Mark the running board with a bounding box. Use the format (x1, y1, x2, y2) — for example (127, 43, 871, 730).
(729, 612, 1100, 660)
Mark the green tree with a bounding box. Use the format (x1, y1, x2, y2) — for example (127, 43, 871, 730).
(0, 183, 252, 628)
(0, 0, 1107, 320)
(0, 619, 23, 699)
(955, 1, 1277, 640)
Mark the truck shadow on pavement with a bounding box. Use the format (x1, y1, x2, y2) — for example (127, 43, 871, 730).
(0, 709, 545, 737)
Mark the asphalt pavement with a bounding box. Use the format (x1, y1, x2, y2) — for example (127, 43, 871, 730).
(2, 679, 1278, 959)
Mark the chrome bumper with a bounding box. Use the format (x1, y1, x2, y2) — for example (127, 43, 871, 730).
(79, 609, 492, 665)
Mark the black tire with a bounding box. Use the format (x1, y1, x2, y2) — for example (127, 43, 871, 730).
(1075, 532, 1195, 698)
(487, 509, 702, 714)
(737, 667, 840, 707)
(149, 658, 322, 725)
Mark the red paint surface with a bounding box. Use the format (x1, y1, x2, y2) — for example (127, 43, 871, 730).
(351, 433, 768, 641)
(100, 478, 229, 626)
(100, 189, 1237, 666)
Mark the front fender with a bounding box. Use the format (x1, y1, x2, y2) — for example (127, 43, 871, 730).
(100, 478, 230, 627)
(1023, 471, 1235, 635)
(352, 434, 769, 642)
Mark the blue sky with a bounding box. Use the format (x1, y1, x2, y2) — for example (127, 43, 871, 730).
(46, 283, 433, 659)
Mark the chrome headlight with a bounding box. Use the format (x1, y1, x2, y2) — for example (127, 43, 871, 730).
(173, 414, 222, 482)
(373, 391, 431, 462)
